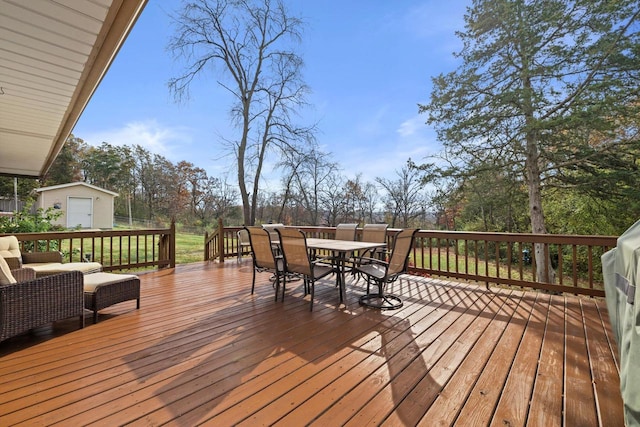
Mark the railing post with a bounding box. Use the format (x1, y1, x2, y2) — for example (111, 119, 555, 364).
(218, 218, 225, 263)
(169, 220, 176, 268)
(204, 231, 209, 261)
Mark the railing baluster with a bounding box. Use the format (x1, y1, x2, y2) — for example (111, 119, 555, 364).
(1, 225, 174, 272)
(464, 239, 468, 276)
(558, 244, 563, 286)
(588, 245, 594, 290)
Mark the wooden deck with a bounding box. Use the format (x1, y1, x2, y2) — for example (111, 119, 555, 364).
(0, 261, 624, 426)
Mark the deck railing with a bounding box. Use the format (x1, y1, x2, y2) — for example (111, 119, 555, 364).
(1, 222, 175, 272)
(207, 224, 617, 297)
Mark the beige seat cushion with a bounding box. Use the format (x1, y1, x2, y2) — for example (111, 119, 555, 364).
(83, 272, 139, 292)
(0, 256, 16, 285)
(0, 236, 21, 260)
(28, 262, 103, 277)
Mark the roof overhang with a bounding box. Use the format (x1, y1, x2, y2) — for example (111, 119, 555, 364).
(0, 0, 148, 178)
(35, 181, 119, 197)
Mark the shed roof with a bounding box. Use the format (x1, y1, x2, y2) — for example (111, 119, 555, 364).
(35, 182, 119, 197)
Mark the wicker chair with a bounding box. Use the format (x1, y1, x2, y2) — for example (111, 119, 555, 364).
(246, 227, 284, 301)
(0, 268, 85, 342)
(0, 235, 102, 277)
(354, 228, 418, 310)
(0, 235, 60, 270)
(276, 228, 334, 311)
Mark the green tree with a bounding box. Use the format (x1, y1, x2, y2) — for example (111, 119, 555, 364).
(0, 177, 39, 207)
(169, 0, 315, 226)
(42, 134, 86, 185)
(82, 143, 124, 191)
(456, 167, 529, 233)
(420, 0, 640, 282)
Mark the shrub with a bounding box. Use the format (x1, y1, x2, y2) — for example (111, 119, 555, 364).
(0, 204, 63, 234)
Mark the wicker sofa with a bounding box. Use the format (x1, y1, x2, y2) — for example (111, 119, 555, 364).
(0, 236, 102, 277)
(0, 267, 84, 342)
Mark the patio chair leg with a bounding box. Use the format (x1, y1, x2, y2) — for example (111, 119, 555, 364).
(275, 274, 281, 302)
(251, 270, 256, 294)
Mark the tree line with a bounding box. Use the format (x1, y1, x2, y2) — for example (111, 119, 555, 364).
(0, 135, 432, 230)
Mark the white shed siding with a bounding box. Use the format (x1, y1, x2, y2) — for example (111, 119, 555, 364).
(36, 183, 117, 229)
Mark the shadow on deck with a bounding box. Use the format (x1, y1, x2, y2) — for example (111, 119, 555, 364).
(0, 261, 624, 426)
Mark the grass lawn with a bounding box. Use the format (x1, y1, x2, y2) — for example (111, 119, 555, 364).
(175, 232, 206, 264)
(55, 230, 207, 267)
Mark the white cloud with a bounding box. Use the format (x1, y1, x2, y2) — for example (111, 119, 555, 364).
(397, 115, 427, 138)
(80, 119, 193, 160)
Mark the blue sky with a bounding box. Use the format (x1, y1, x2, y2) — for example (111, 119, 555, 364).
(73, 0, 469, 187)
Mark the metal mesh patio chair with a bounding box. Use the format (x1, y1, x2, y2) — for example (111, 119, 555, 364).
(276, 228, 334, 311)
(246, 227, 284, 301)
(237, 229, 252, 263)
(360, 223, 389, 259)
(334, 223, 358, 241)
(354, 228, 418, 310)
(262, 223, 284, 241)
(351, 223, 389, 278)
(325, 223, 358, 275)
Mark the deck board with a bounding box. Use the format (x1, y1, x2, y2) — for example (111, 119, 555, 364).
(490, 293, 548, 426)
(0, 261, 624, 426)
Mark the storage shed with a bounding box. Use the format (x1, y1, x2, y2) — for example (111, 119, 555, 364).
(35, 183, 118, 229)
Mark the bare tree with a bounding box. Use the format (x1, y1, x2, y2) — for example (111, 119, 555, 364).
(320, 173, 347, 227)
(168, 0, 315, 225)
(376, 160, 427, 228)
(359, 180, 379, 224)
(202, 175, 240, 222)
(278, 148, 339, 225)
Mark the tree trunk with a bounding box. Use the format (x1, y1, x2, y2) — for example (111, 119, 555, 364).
(521, 47, 556, 284)
(238, 94, 252, 226)
(525, 132, 556, 284)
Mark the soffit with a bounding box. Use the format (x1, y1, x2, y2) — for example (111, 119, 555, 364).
(0, 0, 148, 178)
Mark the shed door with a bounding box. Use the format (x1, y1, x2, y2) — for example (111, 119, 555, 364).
(67, 197, 92, 228)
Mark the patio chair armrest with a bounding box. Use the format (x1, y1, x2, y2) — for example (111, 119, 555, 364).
(22, 251, 63, 264)
(355, 247, 389, 259)
(354, 256, 388, 267)
(10, 268, 36, 282)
